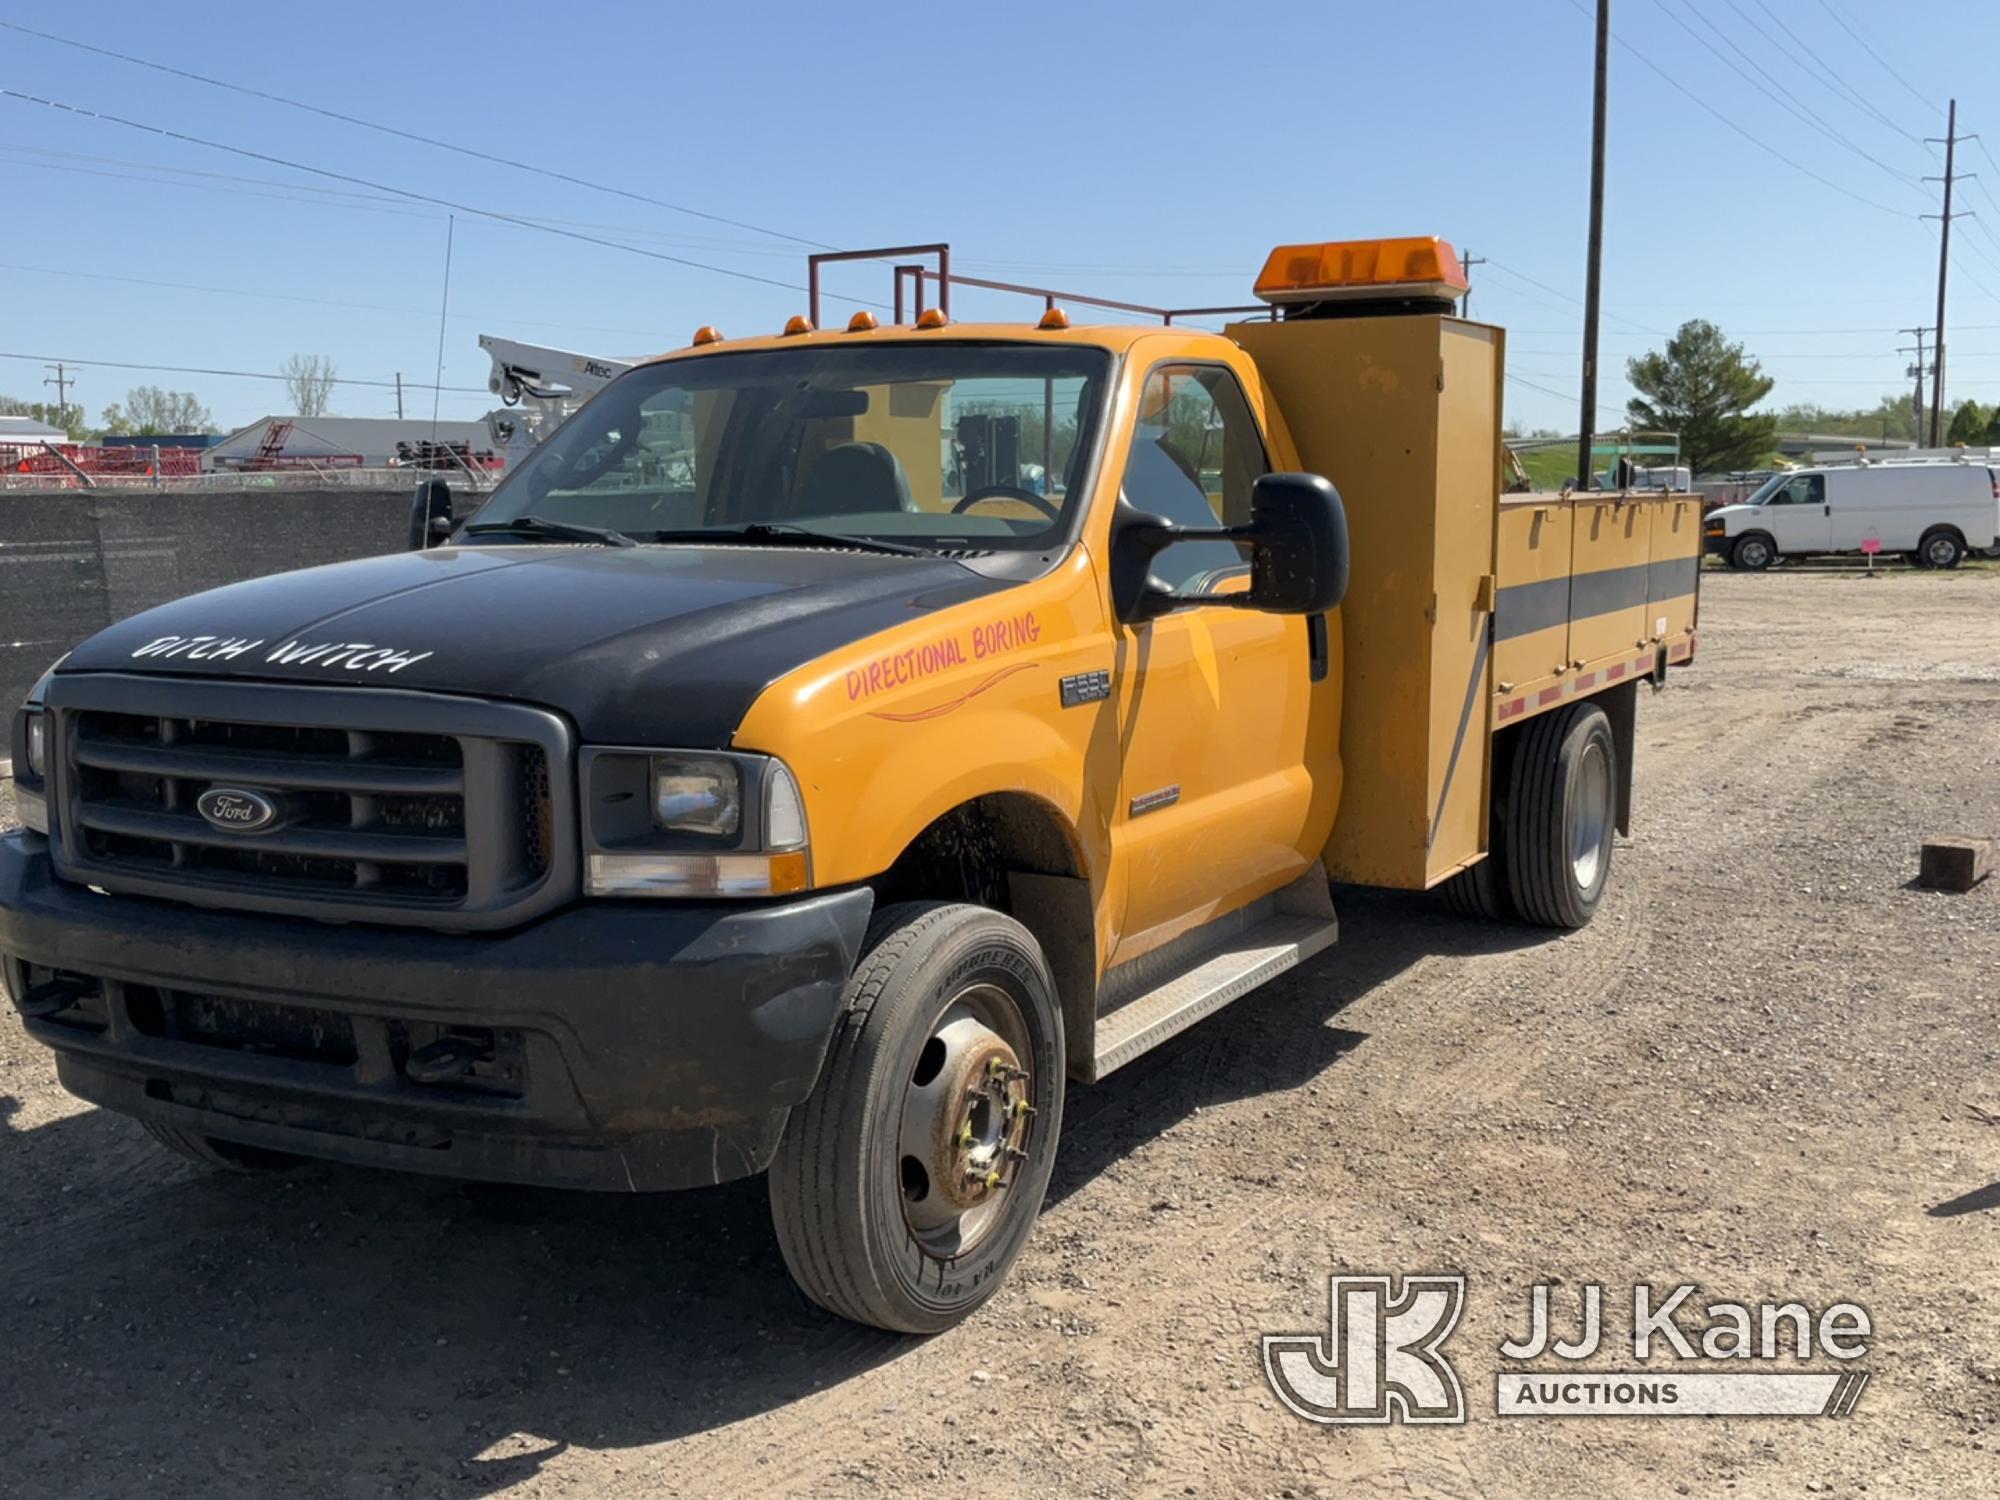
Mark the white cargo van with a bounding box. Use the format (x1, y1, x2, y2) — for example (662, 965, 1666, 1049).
(1705, 457, 2000, 570)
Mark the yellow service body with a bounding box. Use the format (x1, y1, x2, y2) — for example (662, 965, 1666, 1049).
(685, 311, 1699, 1020)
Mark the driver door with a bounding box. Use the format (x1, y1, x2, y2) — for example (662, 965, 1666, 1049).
(1107, 361, 1317, 963)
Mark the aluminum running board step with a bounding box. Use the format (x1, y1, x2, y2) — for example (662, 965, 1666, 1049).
(1088, 872, 1338, 1081)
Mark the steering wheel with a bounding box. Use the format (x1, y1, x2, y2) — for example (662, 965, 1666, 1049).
(951, 484, 1062, 521)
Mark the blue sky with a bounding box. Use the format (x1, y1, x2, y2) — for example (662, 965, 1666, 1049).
(4, 0, 1999, 436)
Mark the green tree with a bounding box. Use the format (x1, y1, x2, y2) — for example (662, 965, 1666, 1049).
(1625, 320, 1777, 475)
(1945, 399, 1991, 445)
(1983, 406, 2000, 446)
(99, 386, 214, 436)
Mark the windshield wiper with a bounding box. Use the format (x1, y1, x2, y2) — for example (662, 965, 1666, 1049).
(637, 522, 931, 557)
(463, 514, 637, 547)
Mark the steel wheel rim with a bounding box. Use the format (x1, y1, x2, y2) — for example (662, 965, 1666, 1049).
(1926, 537, 1955, 567)
(1570, 738, 1612, 890)
(895, 981, 1036, 1261)
(1741, 540, 1768, 568)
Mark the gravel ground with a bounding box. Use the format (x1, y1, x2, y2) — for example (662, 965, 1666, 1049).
(2, 568, 1997, 1498)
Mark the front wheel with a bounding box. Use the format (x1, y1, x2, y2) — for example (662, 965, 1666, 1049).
(1729, 533, 1775, 571)
(768, 902, 1065, 1333)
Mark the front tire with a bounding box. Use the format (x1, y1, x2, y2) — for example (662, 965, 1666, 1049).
(769, 902, 1065, 1333)
(1504, 702, 1617, 929)
(1729, 533, 1775, 571)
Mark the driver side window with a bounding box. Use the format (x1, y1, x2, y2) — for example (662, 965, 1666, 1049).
(1121, 364, 1269, 593)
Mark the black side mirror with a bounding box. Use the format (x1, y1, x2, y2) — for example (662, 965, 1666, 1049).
(1110, 472, 1349, 623)
(407, 478, 453, 551)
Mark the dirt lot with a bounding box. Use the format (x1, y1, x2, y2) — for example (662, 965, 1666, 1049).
(3, 567, 1997, 1499)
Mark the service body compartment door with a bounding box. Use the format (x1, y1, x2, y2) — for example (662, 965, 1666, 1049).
(1229, 314, 1501, 890)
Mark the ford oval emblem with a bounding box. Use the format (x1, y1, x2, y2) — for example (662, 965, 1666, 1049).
(196, 786, 280, 834)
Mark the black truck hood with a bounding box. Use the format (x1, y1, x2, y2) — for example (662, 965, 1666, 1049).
(58, 543, 1010, 745)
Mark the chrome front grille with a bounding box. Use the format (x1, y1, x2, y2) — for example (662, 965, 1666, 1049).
(45, 676, 575, 929)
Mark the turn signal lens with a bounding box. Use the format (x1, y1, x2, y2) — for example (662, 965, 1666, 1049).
(765, 762, 808, 850)
(25, 712, 45, 778)
(585, 850, 810, 898)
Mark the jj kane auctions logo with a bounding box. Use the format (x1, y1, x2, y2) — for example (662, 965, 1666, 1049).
(1264, 1275, 1871, 1424)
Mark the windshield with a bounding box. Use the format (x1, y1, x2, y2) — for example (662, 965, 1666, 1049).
(1743, 473, 1789, 506)
(466, 342, 1113, 552)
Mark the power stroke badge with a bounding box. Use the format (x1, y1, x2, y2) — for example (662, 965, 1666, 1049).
(1263, 1275, 1871, 1425)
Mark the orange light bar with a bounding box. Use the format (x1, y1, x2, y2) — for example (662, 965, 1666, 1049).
(1253, 235, 1468, 305)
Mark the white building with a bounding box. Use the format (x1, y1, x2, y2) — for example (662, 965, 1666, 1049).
(204, 416, 498, 472)
(0, 414, 73, 447)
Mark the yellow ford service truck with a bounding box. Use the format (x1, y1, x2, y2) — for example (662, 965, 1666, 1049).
(2, 236, 1698, 1331)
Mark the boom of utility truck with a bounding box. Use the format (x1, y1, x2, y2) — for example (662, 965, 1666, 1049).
(2, 235, 1698, 1332)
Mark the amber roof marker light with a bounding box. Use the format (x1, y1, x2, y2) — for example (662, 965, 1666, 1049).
(1253, 235, 1470, 305)
(915, 307, 950, 329)
(1037, 307, 1071, 330)
(782, 315, 815, 336)
(690, 325, 724, 347)
(847, 311, 880, 333)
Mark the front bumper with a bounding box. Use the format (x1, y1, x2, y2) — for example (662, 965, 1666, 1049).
(0, 832, 873, 1191)
(1703, 532, 1732, 556)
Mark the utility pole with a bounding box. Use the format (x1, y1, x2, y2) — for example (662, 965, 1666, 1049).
(1922, 100, 1974, 446)
(395, 372, 405, 421)
(1577, 0, 1611, 491)
(1898, 326, 1929, 443)
(42, 362, 73, 423)
(1459, 248, 1487, 320)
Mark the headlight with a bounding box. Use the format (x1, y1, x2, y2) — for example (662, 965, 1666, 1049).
(582, 748, 810, 898)
(11, 660, 59, 836)
(652, 754, 740, 837)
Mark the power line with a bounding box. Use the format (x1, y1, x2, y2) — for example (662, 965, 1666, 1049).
(1562, 0, 1913, 217)
(0, 90, 889, 310)
(0, 20, 831, 250)
(1736, 0, 1928, 145)
(0, 349, 488, 394)
(1812, 0, 1935, 114)
(1506, 371, 1625, 420)
(1481, 258, 1667, 336)
(1654, 0, 1924, 193)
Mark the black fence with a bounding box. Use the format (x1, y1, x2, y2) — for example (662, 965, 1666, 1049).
(0, 488, 417, 712)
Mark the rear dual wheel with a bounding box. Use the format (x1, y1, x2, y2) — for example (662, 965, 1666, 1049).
(769, 902, 1064, 1333)
(1440, 701, 1617, 930)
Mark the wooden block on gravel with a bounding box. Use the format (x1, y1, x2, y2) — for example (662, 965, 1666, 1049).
(1918, 836, 1992, 892)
